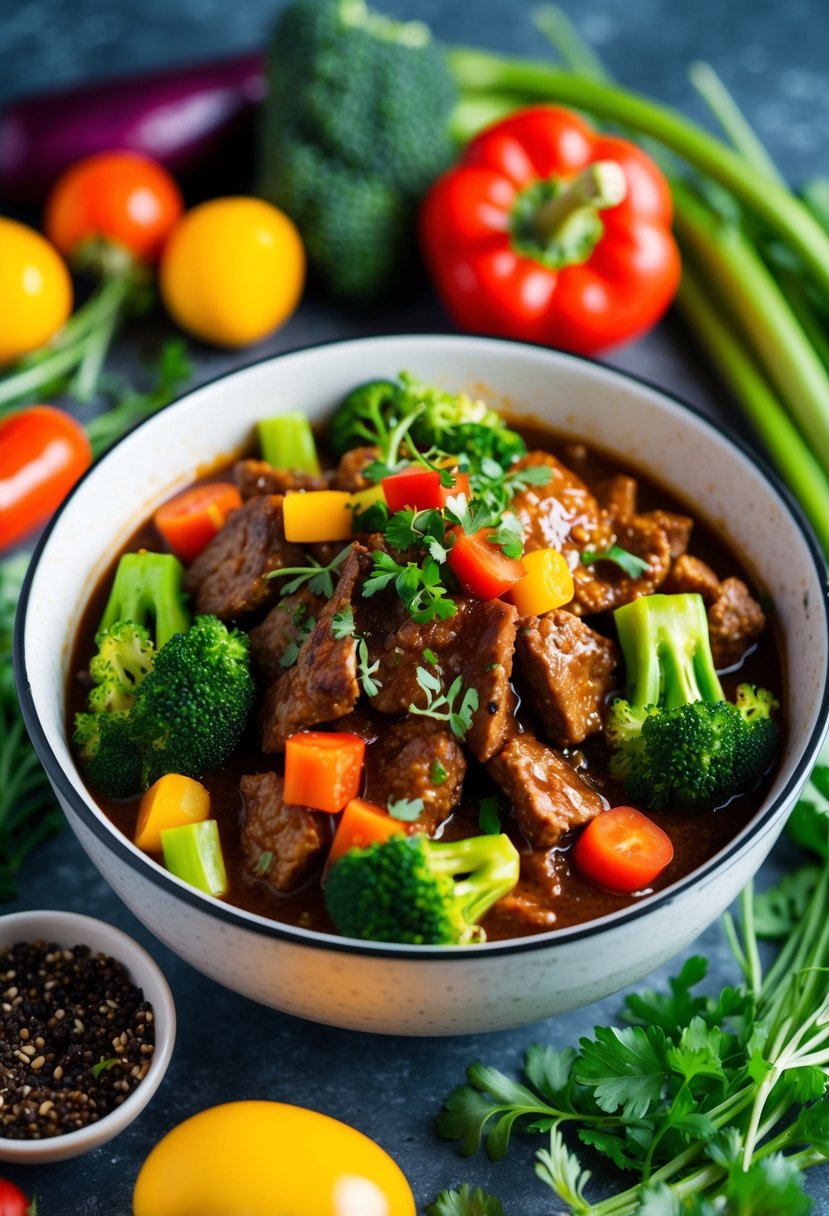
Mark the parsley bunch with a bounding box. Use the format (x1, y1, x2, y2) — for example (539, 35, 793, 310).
(431, 776, 829, 1215)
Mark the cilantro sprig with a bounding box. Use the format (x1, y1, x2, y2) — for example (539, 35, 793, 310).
(432, 778, 829, 1214)
(581, 545, 651, 579)
(268, 544, 351, 598)
(409, 666, 478, 741)
(331, 606, 381, 697)
(363, 551, 457, 624)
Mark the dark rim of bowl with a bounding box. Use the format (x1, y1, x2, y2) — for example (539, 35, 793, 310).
(14, 332, 829, 960)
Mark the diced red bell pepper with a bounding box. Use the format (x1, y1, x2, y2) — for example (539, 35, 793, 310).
(382, 467, 470, 513)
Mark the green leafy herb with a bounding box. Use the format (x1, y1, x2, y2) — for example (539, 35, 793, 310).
(90, 1056, 120, 1079)
(387, 797, 424, 822)
(254, 850, 274, 877)
(434, 840, 829, 1214)
(356, 637, 382, 698)
(427, 1184, 506, 1216)
(423, 648, 439, 666)
(580, 545, 650, 579)
(470, 459, 552, 519)
(280, 615, 315, 669)
(268, 545, 351, 598)
(487, 515, 524, 559)
(331, 605, 356, 639)
(431, 760, 448, 785)
(386, 507, 449, 561)
(478, 797, 502, 835)
(409, 666, 478, 740)
(362, 551, 457, 624)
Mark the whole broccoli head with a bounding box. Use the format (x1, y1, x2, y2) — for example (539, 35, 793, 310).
(259, 0, 458, 302)
(324, 831, 520, 945)
(132, 615, 255, 789)
(607, 593, 780, 812)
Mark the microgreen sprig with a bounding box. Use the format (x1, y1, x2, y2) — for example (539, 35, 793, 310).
(268, 544, 351, 598)
(581, 545, 650, 579)
(409, 666, 478, 741)
(331, 606, 382, 697)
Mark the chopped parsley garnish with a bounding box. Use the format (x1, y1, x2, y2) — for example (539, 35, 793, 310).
(254, 850, 274, 877)
(362, 552, 456, 624)
(478, 797, 502, 836)
(430, 760, 448, 785)
(331, 605, 356, 639)
(356, 638, 382, 698)
(409, 666, 478, 741)
(280, 614, 316, 669)
(387, 797, 425, 822)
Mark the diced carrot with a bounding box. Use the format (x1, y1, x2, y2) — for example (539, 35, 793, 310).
(154, 482, 242, 564)
(328, 798, 406, 865)
(283, 731, 365, 813)
(283, 490, 354, 543)
(135, 773, 211, 854)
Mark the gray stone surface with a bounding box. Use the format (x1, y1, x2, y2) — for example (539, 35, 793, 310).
(1, 0, 828, 1211)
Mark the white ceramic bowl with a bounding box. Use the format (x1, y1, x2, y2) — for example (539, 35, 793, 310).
(14, 335, 829, 1036)
(0, 910, 175, 1163)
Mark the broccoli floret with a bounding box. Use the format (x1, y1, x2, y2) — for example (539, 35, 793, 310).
(607, 593, 780, 812)
(88, 621, 155, 713)
(75, 616, 254, 799)
(73, 712, 143, 800)
(258, 0, 458, 302)
(329, 379, 403, 455)
(99, 551, 190, 649)
(324, 831, 520, 945)
(131, 615, 254, 788)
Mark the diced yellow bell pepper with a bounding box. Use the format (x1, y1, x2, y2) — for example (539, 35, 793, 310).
(135, 773, 211, 854)
(510, 548, 574, 617)
(283, 490, 354, 542)
(347, 482, 387, 514)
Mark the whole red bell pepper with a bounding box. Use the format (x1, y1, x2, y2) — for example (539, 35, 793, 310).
(420, 106, 681, 355)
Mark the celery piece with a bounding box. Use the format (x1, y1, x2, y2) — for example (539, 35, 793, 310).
(161, 819, 227, 898)
(258, 413, 320, 475)
(98, 551, 190, 649)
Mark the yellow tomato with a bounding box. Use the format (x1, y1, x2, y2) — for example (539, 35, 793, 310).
(159, 198, 305, 347)
(133, 1101, 415, 1216)
(0, 218, 72, 365)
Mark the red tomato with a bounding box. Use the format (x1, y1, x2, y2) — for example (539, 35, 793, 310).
(382, 468, 470, 514)
(0, 1179, 31, 1216)
(45, 151, 183, 264)
(573, 806, 674, 894)
(154, 482, 243, 564)
(447, 527, 525, 599)
(0, 406, 92, 550)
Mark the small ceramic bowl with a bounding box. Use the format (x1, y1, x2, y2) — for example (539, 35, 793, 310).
(14, 334, 829, 1035)
(0, 910, 176, 1164)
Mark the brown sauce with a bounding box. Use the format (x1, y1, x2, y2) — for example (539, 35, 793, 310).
(67, 424, 784, 941)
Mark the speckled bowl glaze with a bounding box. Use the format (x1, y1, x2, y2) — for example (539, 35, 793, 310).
(0, 910, 175, 1163)
(15, 335, 829, 1036)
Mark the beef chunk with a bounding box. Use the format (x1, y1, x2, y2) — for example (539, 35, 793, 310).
(248, 588, 325, 682)
(515, 610, 618, 747)
(240, 772, 328, 892)
(645, 510, 693, 559)
(331, 446, 381, 493)
(663, 554, 721, 602)
(510, 451, 614, 557)
(572, 513, 673, 615)
(364, 598, 518, 762)
(234, 459, 328, 498)
(259, 544, 368, 751)
(364, 718, 466, 834)
(708, 577, 766, 669)
(183, 495, 306, 619)
(510, 453, 672, 615)
(487, 731, 607, 848)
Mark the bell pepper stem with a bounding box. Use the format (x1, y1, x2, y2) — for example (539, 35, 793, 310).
(533, 160, 627, 242)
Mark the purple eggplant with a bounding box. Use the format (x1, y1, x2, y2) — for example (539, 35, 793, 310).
(0, 52, 267, 203)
